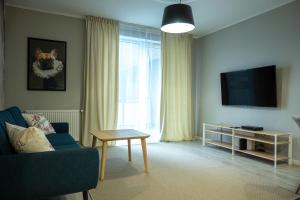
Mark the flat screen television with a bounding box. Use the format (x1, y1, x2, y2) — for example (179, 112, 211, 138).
(220, 65, 277, 107)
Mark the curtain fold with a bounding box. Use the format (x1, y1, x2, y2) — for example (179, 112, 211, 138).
(160, 32, 194, 141)
(82, 16, 119, 146)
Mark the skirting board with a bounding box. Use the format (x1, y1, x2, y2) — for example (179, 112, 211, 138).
(292, 159, 300, 166)
(194, 136, 202, 141)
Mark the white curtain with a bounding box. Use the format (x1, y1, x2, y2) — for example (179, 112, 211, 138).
(160, 32, 194, 141)
(82, 16, 119, 146)
(118, 23, 161, 143)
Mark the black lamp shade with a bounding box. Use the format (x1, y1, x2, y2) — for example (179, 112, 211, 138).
(161, 4, 195, 33)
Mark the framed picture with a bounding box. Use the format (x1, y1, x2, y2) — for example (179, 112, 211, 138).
(27, 37, 66, 91)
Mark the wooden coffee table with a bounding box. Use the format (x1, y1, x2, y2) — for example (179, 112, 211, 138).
(90, 129, 150, 181)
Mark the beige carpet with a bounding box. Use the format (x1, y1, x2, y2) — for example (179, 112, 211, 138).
(52, 141, 300, 200)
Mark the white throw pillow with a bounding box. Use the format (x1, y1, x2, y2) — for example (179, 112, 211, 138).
(5, 123, 55, 153)
(22, 113, 56, 135)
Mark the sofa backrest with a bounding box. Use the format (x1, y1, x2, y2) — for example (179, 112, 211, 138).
(6, 107, 28, 127)
(0, 107, 28, 155)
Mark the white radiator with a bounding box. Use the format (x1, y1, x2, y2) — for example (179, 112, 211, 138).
(25, 110, 81, 141)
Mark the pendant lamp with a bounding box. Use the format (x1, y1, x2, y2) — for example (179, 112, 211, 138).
(161, 2, 195, 33)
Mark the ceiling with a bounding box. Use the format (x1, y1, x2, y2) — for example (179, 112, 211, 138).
(5, 0, 295, 38)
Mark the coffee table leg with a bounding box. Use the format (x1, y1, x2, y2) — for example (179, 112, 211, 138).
(92, 136, 97, 147)
(100, 141, 108, 181)
(141, 138, 148, 173)
(128, 139, 132, 162)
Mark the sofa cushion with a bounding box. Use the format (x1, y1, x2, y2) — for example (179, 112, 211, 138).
(6, 123, 55, 153)
(46, 133, 80, 151)
(51, 122, 69, 133)
(46, 133, 76, 147)
(22, 113, 55, 135)
(54, 143, 81, 151)
(0, 110, 17, 154)
(6, 107, 28, 128)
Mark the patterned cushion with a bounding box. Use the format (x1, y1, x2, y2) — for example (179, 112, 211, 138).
(22, 114, 56, 135)
(5, 123, 55, 153)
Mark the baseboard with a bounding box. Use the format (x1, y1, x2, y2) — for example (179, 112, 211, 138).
(293, 159, 300, 166)
(194, 136, 202, 141)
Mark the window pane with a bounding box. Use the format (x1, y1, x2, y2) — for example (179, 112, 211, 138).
(118, 24, 161, 144)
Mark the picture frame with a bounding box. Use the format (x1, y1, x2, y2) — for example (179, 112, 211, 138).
(27, 37, 67, 91)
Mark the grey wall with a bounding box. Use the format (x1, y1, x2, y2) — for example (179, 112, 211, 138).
(193, 1, 300, 159)
(4, 6, 84, 110)
(0, 0, 4, 109)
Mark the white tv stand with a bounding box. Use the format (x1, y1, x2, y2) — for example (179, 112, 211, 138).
(203, 123, 292, 168)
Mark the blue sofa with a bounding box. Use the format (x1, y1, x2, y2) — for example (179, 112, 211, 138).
(0, 107, 99, 200)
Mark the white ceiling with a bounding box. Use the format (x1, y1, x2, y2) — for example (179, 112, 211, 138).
(5, 0, 295, 38)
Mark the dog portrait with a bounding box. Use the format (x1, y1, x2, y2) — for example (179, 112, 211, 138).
(28, 38, 66, 91)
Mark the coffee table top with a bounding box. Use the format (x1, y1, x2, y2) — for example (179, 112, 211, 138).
(90, 129, 150, 141)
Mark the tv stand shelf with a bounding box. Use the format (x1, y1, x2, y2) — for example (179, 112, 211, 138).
(203, 123, 292, 168)
(206, 140, 232, 150)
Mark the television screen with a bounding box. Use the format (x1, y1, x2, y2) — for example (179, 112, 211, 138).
(220, 65, 277, 107)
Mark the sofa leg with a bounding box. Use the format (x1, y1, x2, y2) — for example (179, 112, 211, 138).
(83, 190, 88, 200)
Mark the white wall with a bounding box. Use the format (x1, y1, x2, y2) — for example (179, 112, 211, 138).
(193, 1, 300, 159)
(4, 6, 84, 110)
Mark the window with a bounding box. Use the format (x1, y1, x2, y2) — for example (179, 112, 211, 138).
(118, 23, 161, 143)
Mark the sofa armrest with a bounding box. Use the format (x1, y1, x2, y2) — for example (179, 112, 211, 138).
(0, 148, 99, 199)
(51, 122, 69, 133)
